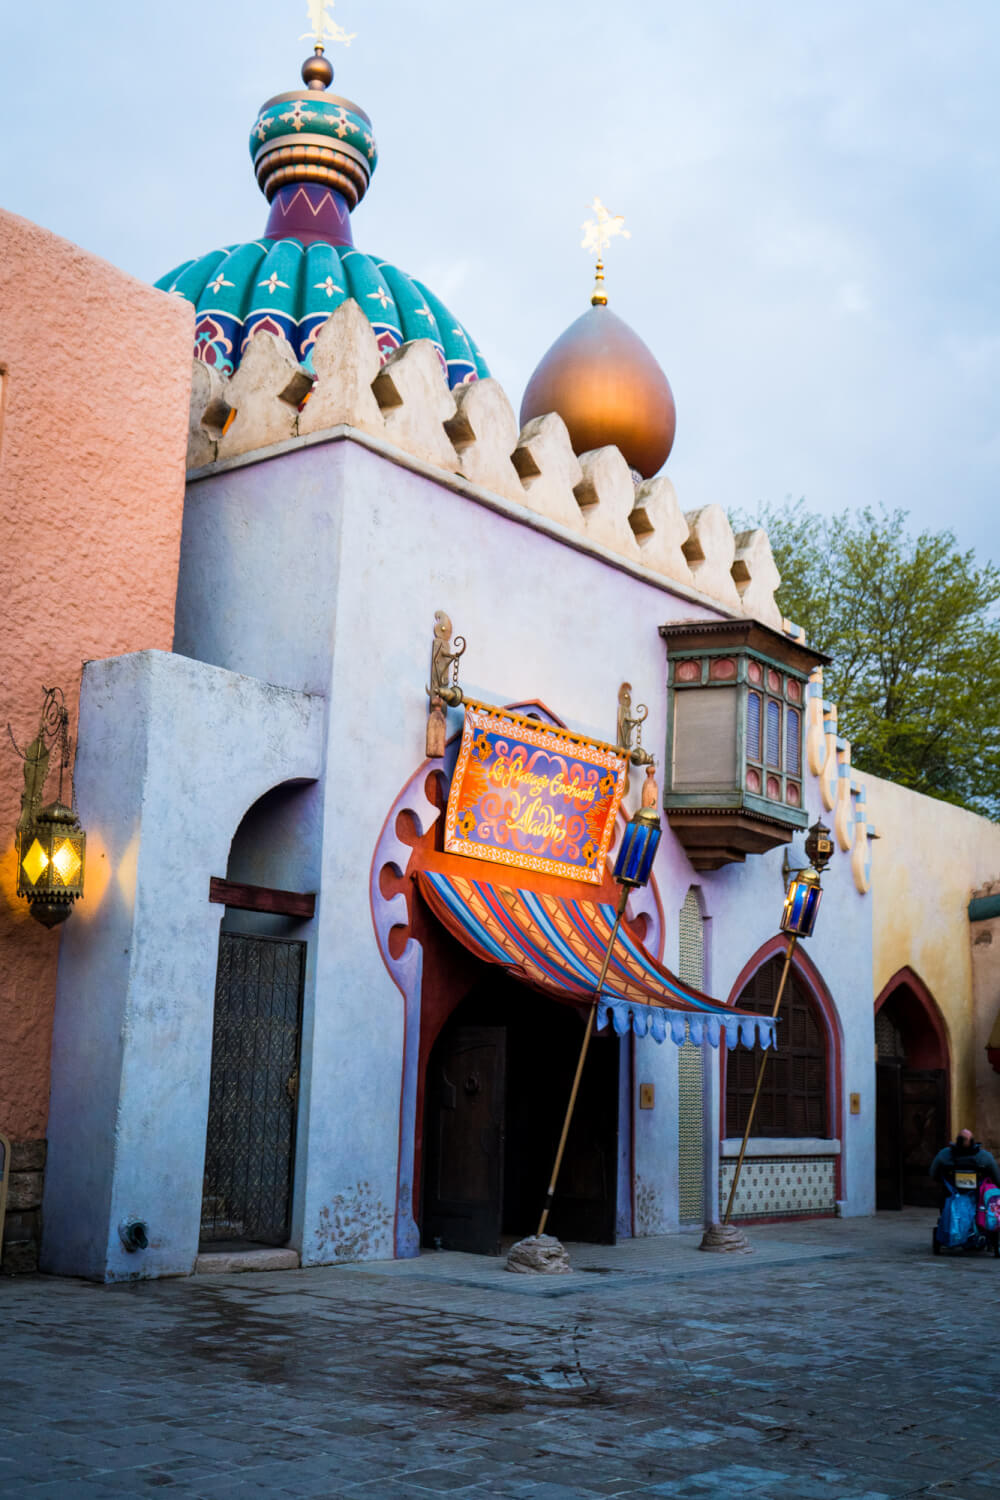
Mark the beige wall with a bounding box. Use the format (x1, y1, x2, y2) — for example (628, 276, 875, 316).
(859, 770, 1000, 1137)
(969, 903, 1000, 1152)
(0, 209, 193, 1139)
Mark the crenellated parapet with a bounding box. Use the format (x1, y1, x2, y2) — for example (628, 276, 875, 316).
(805, 665, 877, 895)
(185, 308, 785, 626)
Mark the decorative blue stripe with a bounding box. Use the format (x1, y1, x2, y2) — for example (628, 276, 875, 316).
(518, 889, 608, 992)
(424, 873, 510, 964)
(474, 882, 588, 991)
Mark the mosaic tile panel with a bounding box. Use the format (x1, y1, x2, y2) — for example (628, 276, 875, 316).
(718, 1155, 837, 1219)
(677, 891, 704, 1224)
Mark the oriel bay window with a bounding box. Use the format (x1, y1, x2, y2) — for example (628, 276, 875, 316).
(659, 619, 828, 870)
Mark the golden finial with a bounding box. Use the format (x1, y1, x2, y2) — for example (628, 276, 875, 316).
(581, 197, 630, 306)
(301, 1, 357, 50)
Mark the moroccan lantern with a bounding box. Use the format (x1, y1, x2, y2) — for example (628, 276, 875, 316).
(613, 807, 663, 889)
(613, 764, 663, 889)
(17, 799, 87, 928)
(11, 687, 87, 929)
(779, 864, 822, 939)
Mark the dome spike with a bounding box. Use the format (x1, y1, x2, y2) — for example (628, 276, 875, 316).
(581, 197, 630, 306)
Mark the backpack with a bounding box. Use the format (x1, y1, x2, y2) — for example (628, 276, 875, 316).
(937, 1184, 977, 1247)
(977, 1181, 1000, 1232)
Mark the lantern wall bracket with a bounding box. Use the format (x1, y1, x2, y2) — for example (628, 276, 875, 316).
(8, 686, 72, 829)
(616, 682, 654, 799)
(426, 610, 467, 757)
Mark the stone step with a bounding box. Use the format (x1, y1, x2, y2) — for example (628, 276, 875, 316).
(194, 1246, 299, 1275)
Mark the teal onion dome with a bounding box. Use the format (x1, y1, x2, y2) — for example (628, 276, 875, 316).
(156, 51, 489, 390)
(157, 241, 489, 384)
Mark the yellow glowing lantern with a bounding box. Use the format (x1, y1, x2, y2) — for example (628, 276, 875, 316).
(16, 799, 87, 928)
(11, 687, 87, 929)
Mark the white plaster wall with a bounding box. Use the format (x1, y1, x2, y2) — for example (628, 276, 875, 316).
(178, 436, 874, 1247)
(52, 432, 877, 1280)
(43, 651, 324, 1281)
(173, 447, 346, 697)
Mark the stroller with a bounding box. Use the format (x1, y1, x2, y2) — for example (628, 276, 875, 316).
(932, 1168, 1000, 1257)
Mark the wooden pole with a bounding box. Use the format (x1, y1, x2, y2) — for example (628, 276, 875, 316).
(722, 935, 797, 1226)
(537, 883, 630, 1237)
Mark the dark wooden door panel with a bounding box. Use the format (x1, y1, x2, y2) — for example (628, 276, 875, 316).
(901, 1069, 947, 1207)
(876, 1062, 903, 1210)
(423, 1026, 505, 1255)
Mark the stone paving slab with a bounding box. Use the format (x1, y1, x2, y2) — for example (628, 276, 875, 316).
(2, 1211, 1000, 1497)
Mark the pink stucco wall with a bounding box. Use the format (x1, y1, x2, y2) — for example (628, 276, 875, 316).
(0, 209, 193, 1139)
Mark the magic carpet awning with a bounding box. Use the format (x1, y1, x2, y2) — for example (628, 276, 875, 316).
(417, 871, 776, 1050)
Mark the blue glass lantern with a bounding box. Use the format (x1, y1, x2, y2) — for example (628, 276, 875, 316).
(780, 865, 822, 938)
(613, 808, 663, 889)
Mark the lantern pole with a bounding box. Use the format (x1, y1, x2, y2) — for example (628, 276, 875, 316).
(718, 820, 833, 1234)
(507, 764, 662, 1271)
(722, 935, 797, 1226)
(537, 883, 629, 1237)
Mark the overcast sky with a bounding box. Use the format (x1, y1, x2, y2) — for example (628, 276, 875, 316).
(5, 2, 999, 561)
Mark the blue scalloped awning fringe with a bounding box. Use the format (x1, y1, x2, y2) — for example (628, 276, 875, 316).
(596, 998, 775, 1049)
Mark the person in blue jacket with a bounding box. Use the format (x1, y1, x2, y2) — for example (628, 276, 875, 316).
(929, 1128, 1000, 1191)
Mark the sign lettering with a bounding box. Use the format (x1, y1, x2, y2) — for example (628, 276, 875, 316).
(444, 702, 628, 883)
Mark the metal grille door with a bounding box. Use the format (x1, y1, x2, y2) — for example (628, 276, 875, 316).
(677, 891, 705, 1223)
(201, 933, 305, 1246)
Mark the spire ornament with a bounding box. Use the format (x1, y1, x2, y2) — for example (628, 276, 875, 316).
(581, 197, 631, 306)
(300, 1, 355, 88)
(301, 0, 356, 50)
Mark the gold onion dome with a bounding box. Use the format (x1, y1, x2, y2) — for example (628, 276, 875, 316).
(520, 219, 677, 480)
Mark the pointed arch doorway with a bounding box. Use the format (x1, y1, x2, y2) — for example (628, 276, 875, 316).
(875, 970, 950, 1209)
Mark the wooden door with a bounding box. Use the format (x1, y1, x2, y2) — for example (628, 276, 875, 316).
(423, 1026, 506, 1254)
(901, 1068, 947, 1207)
(876, 1062, 903, 1210)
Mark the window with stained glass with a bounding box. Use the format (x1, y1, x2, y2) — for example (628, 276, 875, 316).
(746, 691, 761, 760)
(785, 707, 801, 774)
(765, 700, 781, 767)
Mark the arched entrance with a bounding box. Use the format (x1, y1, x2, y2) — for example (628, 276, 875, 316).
(201, 780, 318, 1249)
(422, 976, 621, 1254)
(875, 969, 949, 1210)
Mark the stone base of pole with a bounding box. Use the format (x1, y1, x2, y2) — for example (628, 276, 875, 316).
(698, 1221, 752, 1254)
(505, 1235, 572, 1274)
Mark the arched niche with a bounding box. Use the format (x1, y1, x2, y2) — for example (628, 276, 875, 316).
(874, 967, 950, 1209)
(221, 778, 321, 938)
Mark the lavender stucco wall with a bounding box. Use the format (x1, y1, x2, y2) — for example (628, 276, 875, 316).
(42, 651, 324, 1280)
(180, 436, 875, 1256)
(49, 432, 875, 1278)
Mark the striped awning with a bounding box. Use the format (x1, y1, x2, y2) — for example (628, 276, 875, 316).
(417, 870, 775, 1049)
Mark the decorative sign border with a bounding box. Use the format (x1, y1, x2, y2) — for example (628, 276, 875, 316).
(444, 701, 628, 884)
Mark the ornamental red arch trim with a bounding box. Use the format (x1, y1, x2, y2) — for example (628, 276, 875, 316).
(874, 966, 950, 1070)
(720, 934, 845, 1200)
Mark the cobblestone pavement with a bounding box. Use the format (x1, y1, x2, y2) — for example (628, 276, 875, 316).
(3, 1211, 999, 1500)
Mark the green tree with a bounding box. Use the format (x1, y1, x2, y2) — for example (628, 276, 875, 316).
(735, 501, 1000, 818)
